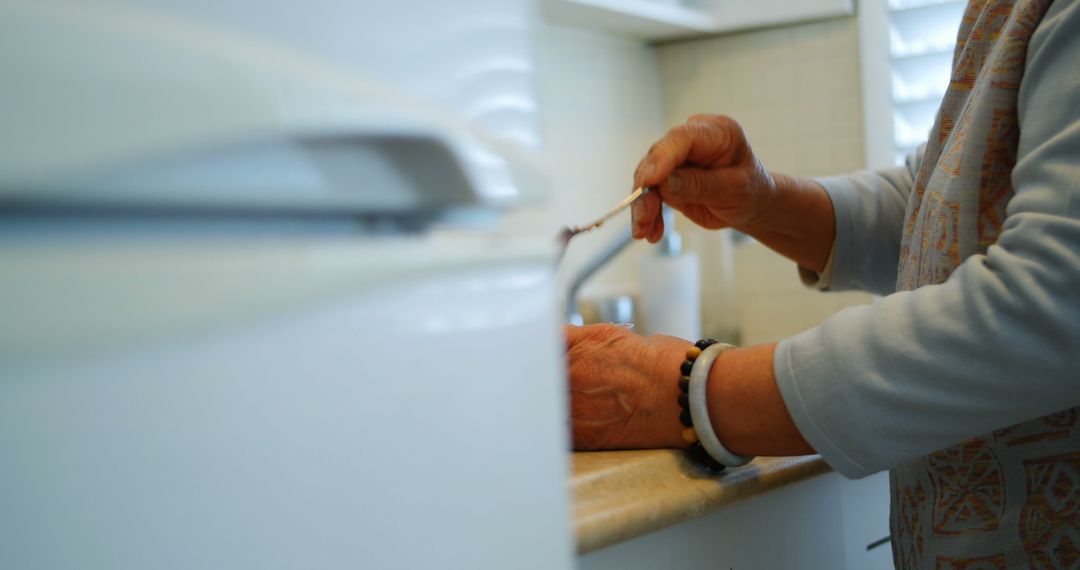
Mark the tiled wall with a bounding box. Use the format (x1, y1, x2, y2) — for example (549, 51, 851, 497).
(655, 18, 875, 345)
(731, 243, 878, 345)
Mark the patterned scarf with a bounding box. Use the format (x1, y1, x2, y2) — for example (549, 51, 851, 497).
(890, 1, 1080, 568)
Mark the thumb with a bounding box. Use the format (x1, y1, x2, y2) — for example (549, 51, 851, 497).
(662, 167, 747, 205)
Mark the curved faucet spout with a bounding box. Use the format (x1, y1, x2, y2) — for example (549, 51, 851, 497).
(565, 225, 635, 324)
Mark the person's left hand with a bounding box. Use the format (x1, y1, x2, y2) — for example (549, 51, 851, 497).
(565, 324, 690, 450)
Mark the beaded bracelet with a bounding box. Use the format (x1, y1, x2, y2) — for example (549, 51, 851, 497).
(678, 339, 754, 470)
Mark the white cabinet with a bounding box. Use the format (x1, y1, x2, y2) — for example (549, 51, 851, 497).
(841, 471, 895, 570)
(708, 0, 856, 35)
(543, 0, 854, 41)
(578, 470, 893, 570)
(579, 473, 848, 569)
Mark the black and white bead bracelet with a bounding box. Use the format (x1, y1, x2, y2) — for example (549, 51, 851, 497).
(678, 339, 754, 471)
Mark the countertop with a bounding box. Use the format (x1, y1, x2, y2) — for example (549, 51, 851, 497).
(570, 450, 831, 554)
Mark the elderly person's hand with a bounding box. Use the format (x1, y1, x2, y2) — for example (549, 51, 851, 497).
(631, 114, 834, 274)
(565, 324, 814, 456)
(565, 324, 691, 450)
(631, 114, 777, 242)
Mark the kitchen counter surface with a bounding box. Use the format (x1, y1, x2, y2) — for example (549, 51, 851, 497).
(571, 450, 831, 554)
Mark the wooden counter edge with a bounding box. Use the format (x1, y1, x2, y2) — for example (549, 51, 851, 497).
(570, 450, 832, 554)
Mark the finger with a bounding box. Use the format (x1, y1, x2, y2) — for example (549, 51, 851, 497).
(633, 157, 649, 189)
(657, 193, 727, 232)
(647, 211, 665, 243)
(678, 203, 727, 230)
(637, 128, 693, 188)
(632, 190, 663, 240)
(633, 144, 662, 188)
(660, 166, 748, 205)
(637, 115, 744, 188)
(684, 115, 745, 166)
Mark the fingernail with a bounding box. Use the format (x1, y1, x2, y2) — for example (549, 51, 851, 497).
(641, 161, 656, 186)
(631, 198, 645, 222)
(667, 171, 682, 195)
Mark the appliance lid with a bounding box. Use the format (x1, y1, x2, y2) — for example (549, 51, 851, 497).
(0, 0, 545, 225)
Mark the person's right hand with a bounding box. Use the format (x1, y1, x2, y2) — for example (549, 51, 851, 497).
(631, 114, 778, 243)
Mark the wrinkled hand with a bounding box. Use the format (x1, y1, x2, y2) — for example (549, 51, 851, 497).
(631, 114, 778, 242)
(565, 324, 691, 450)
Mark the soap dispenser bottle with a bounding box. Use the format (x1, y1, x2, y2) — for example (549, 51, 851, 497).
(638, 206, 701, 339)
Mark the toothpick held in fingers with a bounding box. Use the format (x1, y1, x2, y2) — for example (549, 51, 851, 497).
(566, 187, 650, 237)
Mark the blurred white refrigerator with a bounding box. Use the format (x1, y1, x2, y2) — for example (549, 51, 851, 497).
(0, 2, 574, 569)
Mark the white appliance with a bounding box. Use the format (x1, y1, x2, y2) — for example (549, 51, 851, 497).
(0, 2, 574, 569)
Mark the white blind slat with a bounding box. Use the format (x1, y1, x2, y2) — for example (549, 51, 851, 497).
(886, 0, 964, 162)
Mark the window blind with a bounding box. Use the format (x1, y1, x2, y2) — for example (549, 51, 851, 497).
(887, 0, 965, 164)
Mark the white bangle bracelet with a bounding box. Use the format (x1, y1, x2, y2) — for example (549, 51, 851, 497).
(688, 342, 754, 467)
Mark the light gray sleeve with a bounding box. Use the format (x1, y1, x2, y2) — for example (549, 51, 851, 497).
(807, 152, 921, 295)
(773, 1, 1080, 479)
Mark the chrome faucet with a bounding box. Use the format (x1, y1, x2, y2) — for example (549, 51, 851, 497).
(565, 206, 679, 324)
(565, 225, 636, 324)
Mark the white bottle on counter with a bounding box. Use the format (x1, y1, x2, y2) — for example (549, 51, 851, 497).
(639, 207, 701, 340)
